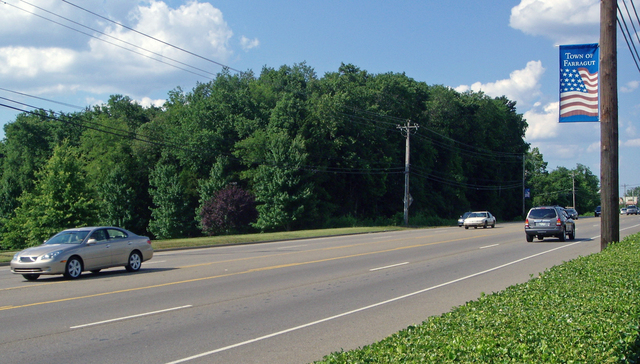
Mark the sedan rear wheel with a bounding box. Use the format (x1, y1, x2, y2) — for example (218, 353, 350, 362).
(64, 257, 83, 279)
(23, 274, 40, 281)
(125, 251, 142, 272)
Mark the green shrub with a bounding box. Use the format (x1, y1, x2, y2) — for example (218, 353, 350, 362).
(315, 234, 640, 363)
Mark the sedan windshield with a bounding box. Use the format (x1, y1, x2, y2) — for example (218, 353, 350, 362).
(45, 231, 90, 245)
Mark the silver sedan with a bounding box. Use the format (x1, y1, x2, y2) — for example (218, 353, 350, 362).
(10, 226, 153, 281)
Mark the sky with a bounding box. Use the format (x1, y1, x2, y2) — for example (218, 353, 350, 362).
(1, 0, 639, 197)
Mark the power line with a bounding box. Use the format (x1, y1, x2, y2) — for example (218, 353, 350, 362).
(13, 0, 220, 78)
(2, 1, 214, 79)
(60, 0, 245, 75)
(618, 0, 640, 74)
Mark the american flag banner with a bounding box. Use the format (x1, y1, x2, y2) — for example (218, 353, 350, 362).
(559, 43, 599, 122)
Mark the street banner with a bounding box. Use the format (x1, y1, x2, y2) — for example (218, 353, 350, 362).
(559, 43, 599, 122)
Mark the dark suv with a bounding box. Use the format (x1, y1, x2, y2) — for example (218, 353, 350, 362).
(525, 206, 575, 242)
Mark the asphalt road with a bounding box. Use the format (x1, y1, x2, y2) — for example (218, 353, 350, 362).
(1, 216, 640, 364)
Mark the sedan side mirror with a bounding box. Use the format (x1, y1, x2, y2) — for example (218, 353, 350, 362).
(86, 238, 97, 245)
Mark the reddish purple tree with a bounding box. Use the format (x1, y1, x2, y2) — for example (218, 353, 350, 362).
(199, 185, 258, 235)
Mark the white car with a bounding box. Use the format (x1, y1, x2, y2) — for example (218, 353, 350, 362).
(463, 211, 496, 229)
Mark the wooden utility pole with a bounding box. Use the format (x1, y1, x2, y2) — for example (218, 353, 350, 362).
(397, 121, 418, 226)
(600, 0, 619, 250)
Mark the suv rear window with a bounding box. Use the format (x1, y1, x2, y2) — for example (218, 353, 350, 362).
(528, 208, 557, 219)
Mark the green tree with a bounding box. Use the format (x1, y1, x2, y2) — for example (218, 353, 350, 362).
(148, 159, 194, 239)
(2, 142, 97, 249)
(248, 132, 314, 231)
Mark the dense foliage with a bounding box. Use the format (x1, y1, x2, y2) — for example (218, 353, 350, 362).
(0, 62, 598, 249)
(315, 233, 640, 363)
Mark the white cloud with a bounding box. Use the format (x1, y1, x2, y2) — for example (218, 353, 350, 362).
(510, 0, 600, 44)
(523, 101, 560, 140)
(623, 138, 640, 147)
(586, 141, 600, 153)
(455, 60, 545, 107)
(621, 80, 640, 93)
(139, 96, 166, 108)
(0, 47, 76, 78)
(240, 36, 260, 51)
(0, 1, 234, 101)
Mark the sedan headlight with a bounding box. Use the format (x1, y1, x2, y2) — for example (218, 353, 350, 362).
(41, 250, 64, 261)
(12, 252, 19, 262)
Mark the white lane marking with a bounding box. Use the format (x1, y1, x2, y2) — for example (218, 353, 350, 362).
(165, 241, 585, 364)
(370, 262, 409, 271)
(70, 305, 192, 329)
(479, 244, 499, 249)
(277, 245, 307, 250)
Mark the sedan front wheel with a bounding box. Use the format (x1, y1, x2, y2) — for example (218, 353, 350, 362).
(64, 257, 83, 279)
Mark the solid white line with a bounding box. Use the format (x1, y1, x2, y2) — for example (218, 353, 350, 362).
(479, 244, 499, 249)
(164, 241, 584, 364)
(370, 262, 409, 271)
(70, 305, 192, 329)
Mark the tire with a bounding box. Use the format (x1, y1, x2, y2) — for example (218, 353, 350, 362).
(537, 236, 544, 241)
(64, 257, 83, 279)
(558, 229, 566, 242)
(465, 226, 469, 229)
(568, 228, 575, 240)
(23, 274, 40, 281)
(482, 221, 487, 229)
(491, 222, 495, 228)
(526, 234, 533, 242)
(125, 251, 142, 272)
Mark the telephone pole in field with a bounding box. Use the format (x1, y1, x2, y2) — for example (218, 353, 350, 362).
(600, 0, 619, 249)
(397, 120, 418, 226)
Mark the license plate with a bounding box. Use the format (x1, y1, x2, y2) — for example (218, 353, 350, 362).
(537, 222, 550, 227)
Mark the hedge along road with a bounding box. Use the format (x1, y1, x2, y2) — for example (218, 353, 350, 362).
(1, 217, 639, 364)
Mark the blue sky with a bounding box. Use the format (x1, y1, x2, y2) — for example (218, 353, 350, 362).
(1, 0, 639, 197)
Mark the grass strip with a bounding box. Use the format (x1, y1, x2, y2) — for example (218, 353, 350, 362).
(315, 234, 640, 363)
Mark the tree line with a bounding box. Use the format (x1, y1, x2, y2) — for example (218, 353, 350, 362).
(0, 62, 598, 250)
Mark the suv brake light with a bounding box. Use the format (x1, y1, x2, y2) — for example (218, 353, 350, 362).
(556, 218, 562, 226)
(525, 218, 529, 228)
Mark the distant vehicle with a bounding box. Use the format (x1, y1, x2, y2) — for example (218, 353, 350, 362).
(10, 226, 153, 281)
(525, 206, 575, 242)
(463, 211, 496, 229)
(565, 208, 579, 220)
(457, 211, 472, 227)
(595, 206, 601, 217)
(621, 207, 627, 214)
(626, 205, 638, 215)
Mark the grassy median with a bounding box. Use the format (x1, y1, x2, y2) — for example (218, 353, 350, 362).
(314, 233, 640, 363)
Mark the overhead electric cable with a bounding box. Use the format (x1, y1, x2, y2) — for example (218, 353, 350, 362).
(14, 0, 219, 78)
(2, 1, 213, 79)
(60, 0, 245, 74)
(618, 2, 640, 73)
(0, 87, 85, 110)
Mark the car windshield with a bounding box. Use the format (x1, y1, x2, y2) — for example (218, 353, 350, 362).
(44, 231, 90, 245)
(470, 212, 486, 218)
(528, 209, 557, 219)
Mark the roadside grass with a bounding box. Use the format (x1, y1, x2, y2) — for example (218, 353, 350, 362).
(314, 233, 640, 363)
(151, 226, 405, 250)
(0, 226, 406, 263)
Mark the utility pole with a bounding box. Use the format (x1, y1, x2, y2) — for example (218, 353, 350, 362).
(600, 0, 619, 250)
(397, 120, 418, 226)
(571, 172, 576, 209)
